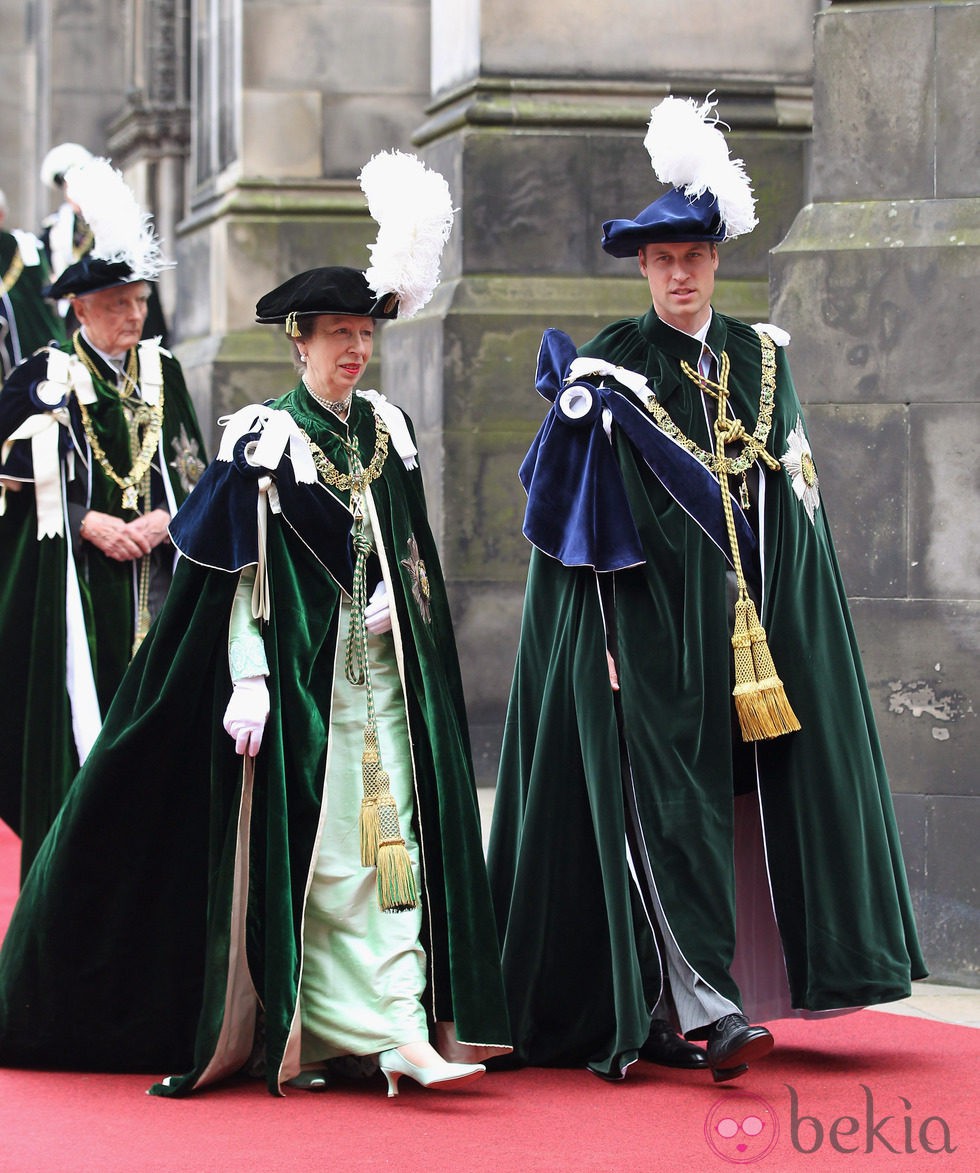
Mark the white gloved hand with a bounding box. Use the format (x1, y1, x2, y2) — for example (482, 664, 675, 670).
(223, 675, 270, 757)
(364, 580, 392, 635)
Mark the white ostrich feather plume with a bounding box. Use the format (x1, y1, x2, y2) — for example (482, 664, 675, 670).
(40, 142, 92, 190)
(643, 95, 758, 240)
(64, 157, 169, 279)
(359, 150, 455, 319)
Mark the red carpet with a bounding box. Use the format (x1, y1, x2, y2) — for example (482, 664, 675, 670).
(0, 820, 976, 1171)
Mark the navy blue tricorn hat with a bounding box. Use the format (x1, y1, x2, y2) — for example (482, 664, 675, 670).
(255, 266, 399, 335)
(44, 257, 143, 301)
(601, 189, 724, 258)
(600, 95, 758, 259)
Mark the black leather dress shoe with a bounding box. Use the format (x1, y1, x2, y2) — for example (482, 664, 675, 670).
(639, 1019, 710, 1070)
(706, 1013, 774, 1082)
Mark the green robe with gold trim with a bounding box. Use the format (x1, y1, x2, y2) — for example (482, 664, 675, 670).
(0, 385, 510, 1094)
(488, 310, 926, 1077)
(0, 336, 206, 877)
(0, 230, 66, 377)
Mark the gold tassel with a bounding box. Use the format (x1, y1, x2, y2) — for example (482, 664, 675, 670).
(732, 596, 801, 741)
(376, 799, 419, 912)
(695, 340, 802, 745)
(359, 726, 383, 866)
(377, 839, 419, 912)
(347, 508, 418, 910)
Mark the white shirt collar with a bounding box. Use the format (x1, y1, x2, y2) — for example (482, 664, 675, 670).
(80, 330, 130, 380)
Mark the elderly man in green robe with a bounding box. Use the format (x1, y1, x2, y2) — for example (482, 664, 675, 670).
(488, 96, 926, 1084)
(0, 159, 205, 880)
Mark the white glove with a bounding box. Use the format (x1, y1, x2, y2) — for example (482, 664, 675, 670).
(223, 675, 270, 757)
(364, 580, 392, 635)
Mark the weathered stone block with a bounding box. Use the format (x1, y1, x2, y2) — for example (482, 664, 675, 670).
(451, 580, 528, 784)
(241, 90, 323, 178)
(322, 95, 430, 178)
(478, 0, 818, 80)
(936, 4, 980, 198)
(804, 403, 908, 598)
(771, 201, 980, 405)
(462, 134, 593, 274)
(243, 2, 427, 93)
(849, 599, 979, 799)
(892, 789, 980, 985)
(812, 6, 936, 201)
(910, 403, 980, 601)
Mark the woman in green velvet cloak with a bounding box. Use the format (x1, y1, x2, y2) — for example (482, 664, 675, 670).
(0, 253, 511, 1097)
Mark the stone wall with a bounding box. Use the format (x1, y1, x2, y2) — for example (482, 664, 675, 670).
(771, 0, 979, 986)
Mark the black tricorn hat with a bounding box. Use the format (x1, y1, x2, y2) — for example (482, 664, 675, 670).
(255, 266, 399, 335)
(43, 256, 142, 301)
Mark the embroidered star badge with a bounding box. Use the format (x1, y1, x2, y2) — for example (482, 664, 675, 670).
(400, 534, 432, 624)
(781, 416, 820, 523)
(169, 424, 206, 494)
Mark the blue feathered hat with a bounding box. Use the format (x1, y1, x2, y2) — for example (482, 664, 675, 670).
(601, 95, 757, 257)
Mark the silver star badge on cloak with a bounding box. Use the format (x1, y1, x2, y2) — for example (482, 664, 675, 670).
(169, 424, 206, 494)
(781, 416, 820, 523)
(401, 534, 432, 624)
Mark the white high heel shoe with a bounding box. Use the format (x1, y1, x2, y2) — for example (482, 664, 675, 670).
(377, 1048, 485, 1098)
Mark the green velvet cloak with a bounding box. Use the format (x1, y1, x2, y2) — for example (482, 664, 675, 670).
(0, 338, 207, 876)
(488, 310, 926, 1077)
(0, 231, 66, 374)
(0, 386, 510, 1094)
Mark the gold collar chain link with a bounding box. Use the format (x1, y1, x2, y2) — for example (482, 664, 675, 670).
(301, 410, 390, 495)
(641, 333, 780, 476)
(71, 333, 165, 510)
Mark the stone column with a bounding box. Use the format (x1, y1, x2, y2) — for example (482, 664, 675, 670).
(172, 0, 432, 446)
(107, 0, 192, 331)
(21, 0, 131, 231)
(770, 0, 979, 983)
(0, 0, 39, 225)
(383, 0, 818, 780)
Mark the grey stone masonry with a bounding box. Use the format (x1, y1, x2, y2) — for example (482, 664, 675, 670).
(771, 1, 979, 986)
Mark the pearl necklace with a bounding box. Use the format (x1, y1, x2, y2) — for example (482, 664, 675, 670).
(303, 376, 353, 419)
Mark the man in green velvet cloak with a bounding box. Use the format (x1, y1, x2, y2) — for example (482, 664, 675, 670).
(0, 158, 206, 880)
(0, 159, 511, 1096)
(0, 188, 67, 378)
(488, 96, 926, 1084)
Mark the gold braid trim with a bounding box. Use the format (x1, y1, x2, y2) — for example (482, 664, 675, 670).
(300, 412, 389, 494)
(641, 339, 781, 476)
(647, 332, 800, 742)
(0, 249, 24, 297)
(71, 334, 164, 511)
(305, 408, 416, 912)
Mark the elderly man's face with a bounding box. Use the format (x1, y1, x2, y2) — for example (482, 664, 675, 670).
(73, 282, 150, 356)
(639, 241, 718, 335)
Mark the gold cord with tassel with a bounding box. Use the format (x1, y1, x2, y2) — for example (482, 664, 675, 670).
(343, 445, 418, 912)
(682, 343, 801, 742)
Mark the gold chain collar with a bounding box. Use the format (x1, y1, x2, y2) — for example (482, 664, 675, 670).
(71, 333, 165, 511)
(640, 333, 781, 476)
(72, 332, 140, 398)
(300, 409, 390, 495)
(0, 248, 24, 297)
